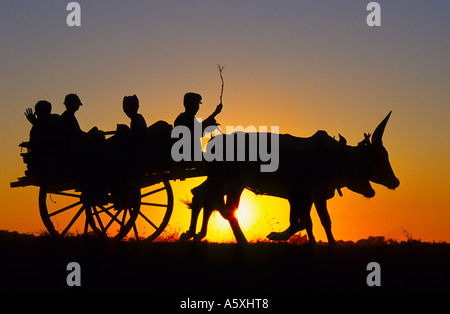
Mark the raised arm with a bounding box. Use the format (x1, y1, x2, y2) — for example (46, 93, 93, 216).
(24, 108, 37, 125)
(203, 103, 223, 129)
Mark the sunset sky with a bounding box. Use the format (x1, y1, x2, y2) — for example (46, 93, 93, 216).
(1, 1, 449, 242)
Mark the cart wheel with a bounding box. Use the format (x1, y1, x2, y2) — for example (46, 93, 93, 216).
(85, 180, 173, 241)
(133, 180, 174, 241)
(39, 180, 174, 241)
(39, 187, 89, 237)
(81, 185, 140, 240)
(39, 185, 140, 240)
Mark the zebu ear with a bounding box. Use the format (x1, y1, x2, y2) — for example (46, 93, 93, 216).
(338, 133, 347, 145)
(372, 111, 392, 145)
(358, 133, 371, 146)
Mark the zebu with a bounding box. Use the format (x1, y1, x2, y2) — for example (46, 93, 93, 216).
(180, 112, 399, 245)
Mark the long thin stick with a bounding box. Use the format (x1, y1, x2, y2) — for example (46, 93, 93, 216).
(218, 64, 225, 104)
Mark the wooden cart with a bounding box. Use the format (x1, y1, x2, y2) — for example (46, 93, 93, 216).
(10, 124, 206, 241)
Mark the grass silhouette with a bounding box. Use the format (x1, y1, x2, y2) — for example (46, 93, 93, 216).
(0, 230, 449, 294)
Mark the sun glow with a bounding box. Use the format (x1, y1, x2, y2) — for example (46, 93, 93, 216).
(203, 193, 255, 243)
(201, 190, 282, 243)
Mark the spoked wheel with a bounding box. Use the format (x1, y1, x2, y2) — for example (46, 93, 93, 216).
(38, 180, 174, 240)
(38, 186, 133, 238)
(133, 180, 174, 241)
(85, 185, 141, 240)
(39, 187, 89, 237)
(86, 180, 174, 241)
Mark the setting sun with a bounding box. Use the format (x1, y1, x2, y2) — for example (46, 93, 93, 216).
(198, 191, 261, 243)
(197, 190, 288, 243)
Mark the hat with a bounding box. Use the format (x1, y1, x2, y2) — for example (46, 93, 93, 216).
(184, 92, 202, 108)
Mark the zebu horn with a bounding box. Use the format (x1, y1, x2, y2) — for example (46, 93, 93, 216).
(338, 133, 347, 145)
(372, 111, 392, 145)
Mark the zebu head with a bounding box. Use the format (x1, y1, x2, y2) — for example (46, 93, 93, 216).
(368, 111, 400, 190)
(338, 134, 376, 198)
(337, 112, 399, 198)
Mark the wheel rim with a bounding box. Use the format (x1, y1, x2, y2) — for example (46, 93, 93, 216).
(38, 180, 173, 240)
(85, 190, 141, 240)
(39, 187, 88, 237)
(133, 180, 173, 241)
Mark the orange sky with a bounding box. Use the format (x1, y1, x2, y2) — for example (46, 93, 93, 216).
(1, 1, 449, 242)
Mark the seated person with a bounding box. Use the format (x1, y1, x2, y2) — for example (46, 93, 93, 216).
(60, 93, 103, 147)
(111, 95, 148, 203)
(112, 95, 149, 172)
(59, 94, 105, 186)
(117, 95, 147, 138)
(25, 100, 61, 146)
(174, 92, 222, 160)
(174, 92, 222, 133)
(60, 93, 84, 145)
(24, 100, 61, 173)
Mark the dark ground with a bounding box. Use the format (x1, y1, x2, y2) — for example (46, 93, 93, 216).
(1, 230, 449, 296)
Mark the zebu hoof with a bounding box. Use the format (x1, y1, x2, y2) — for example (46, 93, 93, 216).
(328, 239, 337, 247)
(194, 232, 206, 242)
(267, 231, 291, 241)
(179, 232, 193, 242)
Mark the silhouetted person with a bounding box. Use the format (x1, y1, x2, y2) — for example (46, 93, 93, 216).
(25, 100, 60, 146)
(60, 93, 85, 146)
(113, 94, 148, 161)
(174, 92, 222, 133)
(60, 93, 102, 146)
(117, 95, 147, 137)
(24, 100, 61, 175)
(58, 94, 105, 196)
(111, 95, 148, 209)
(174, 92, 222, 160)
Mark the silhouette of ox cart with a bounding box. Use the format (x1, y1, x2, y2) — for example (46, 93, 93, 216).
(11, 121, 206, 241)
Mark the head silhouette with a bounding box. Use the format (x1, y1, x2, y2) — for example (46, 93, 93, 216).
(64, 94, 82, 113)
(34, 100, 52, 119)
(183, 92, 202, 116)
(337, 134, 375, 198)
(123, 95, 139, 119)
(367, 112, 400, 190)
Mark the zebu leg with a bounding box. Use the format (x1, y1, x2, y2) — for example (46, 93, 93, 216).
(228, 214, 248, 245)
(179, 183, 206, 241)
(302, 211, 316, 245)
(267, 195, 313, 241)
(195, 182, 227, 241)
(267, 208, 301, 241)
(314, 198, 336, 246)
(220, 186, 248, 245)
(179, 199, 201, 241)
(194, 204, 214, 241)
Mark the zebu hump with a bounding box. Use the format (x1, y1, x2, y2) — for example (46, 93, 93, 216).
(204, 130, 338, 160)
